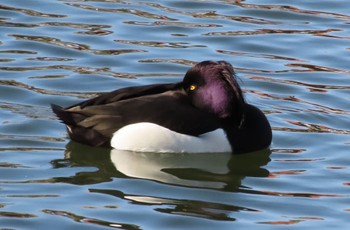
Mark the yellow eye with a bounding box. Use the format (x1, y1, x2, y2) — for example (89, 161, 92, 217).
(189, 85, 196, 91)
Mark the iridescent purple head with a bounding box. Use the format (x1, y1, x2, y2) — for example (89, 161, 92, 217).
(183, 61, 245, 123)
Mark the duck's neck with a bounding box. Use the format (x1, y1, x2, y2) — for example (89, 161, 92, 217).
(221, 104, 272, 154)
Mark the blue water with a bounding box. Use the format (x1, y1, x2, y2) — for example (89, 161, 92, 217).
(1, 0, 350, 229)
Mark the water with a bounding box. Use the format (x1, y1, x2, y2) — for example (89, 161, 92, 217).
(1, 0, 350, 229)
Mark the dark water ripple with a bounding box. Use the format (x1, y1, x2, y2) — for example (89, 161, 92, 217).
(1, 0, 350, 229)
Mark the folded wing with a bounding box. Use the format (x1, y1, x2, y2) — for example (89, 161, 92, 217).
(52, 83, 221, 147)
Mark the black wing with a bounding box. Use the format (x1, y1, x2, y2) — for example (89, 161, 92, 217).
(52, 82, 221, 147)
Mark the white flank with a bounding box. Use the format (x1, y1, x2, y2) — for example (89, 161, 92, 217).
(110, 122, 231, 153)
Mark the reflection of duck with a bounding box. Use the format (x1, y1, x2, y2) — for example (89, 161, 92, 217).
(111, 149, 231, 189)
(51, 142, 271, 221)
(51, 61, 272, 154)
(52, 142, 270, 190)
(111, 148, 271, 190)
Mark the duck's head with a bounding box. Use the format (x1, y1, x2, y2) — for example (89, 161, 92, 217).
(183, 61, 245, 124)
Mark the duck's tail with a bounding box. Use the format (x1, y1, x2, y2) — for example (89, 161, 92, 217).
(51, 104, 110, 147)
(51, 104, 76, 126)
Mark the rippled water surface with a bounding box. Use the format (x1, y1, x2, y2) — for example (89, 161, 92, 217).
(1, 0, 350, 229)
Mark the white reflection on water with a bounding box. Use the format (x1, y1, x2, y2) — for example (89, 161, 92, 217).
(111, 149, 269, 189)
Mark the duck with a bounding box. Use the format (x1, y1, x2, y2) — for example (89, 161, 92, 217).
(51, 60, 272, 154)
